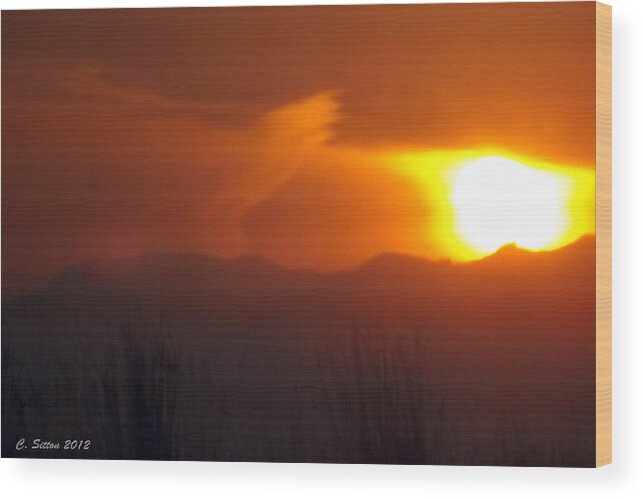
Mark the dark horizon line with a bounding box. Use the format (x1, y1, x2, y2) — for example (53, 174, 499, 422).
(1, 233, 596, 299)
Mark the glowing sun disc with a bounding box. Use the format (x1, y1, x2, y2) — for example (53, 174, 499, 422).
(450, 156, 571, 254)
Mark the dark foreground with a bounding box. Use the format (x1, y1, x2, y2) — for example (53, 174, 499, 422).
(2, 237, 596, 466)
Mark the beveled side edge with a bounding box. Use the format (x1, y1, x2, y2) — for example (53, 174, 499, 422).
(595, 0, 612, 468)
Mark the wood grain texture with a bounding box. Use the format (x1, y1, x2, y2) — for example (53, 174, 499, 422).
(595, 1, 612, 468)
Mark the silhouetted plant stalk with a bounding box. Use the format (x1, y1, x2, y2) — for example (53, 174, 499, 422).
(316, 323, 435, 464)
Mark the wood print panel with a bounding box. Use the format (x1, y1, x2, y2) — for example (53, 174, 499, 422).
(1, 2, 610, 466)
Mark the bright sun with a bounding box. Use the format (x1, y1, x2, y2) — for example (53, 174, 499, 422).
(450, 156, 571, 254)
(392, 149, 595, 261)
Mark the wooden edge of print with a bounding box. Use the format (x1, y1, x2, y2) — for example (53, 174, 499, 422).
(595, 1, 612, 468)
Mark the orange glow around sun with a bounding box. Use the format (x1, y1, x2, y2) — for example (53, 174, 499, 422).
(390, 149, 595, 261)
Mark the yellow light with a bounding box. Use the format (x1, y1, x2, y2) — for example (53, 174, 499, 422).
(389, 149, 595, 261)
(450, 156, 570, 254)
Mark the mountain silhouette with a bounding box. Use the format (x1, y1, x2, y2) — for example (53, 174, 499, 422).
(2, 235, 595, 347)
(35, 235, 595, 298)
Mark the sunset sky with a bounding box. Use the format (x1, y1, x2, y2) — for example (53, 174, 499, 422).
(2, 3, 597, 292)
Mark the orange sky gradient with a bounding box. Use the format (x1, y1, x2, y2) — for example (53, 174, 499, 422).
(2, 3, 597, 292)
